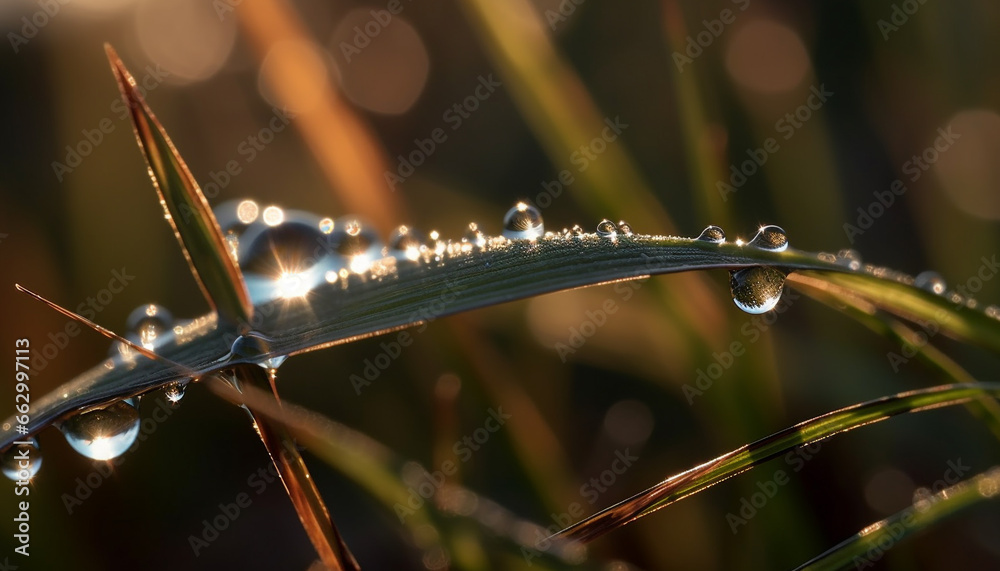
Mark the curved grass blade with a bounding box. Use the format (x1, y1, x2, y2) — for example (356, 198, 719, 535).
(105, 45, 253, 325)
(6, 236, 1000, 451)
(794, 466, 1000, 570)
(232, 365, 359, 571)
(554, 382, 1000, 543)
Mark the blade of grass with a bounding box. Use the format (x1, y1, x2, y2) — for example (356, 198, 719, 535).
(231, 365, 360, 571)
(8, 237, 1000, 450)
(105, 45, 253, 326)
(554, 382, 1000, 543)
(794, 466, 1000, 571)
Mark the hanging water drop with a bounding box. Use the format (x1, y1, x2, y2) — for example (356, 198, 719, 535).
(59, 399, 141, 461)
(914, 271, 947, 295)
(502, 202, 544, 240)
(389, 225, 425, 261)
(730, 266, 787, 314)
(164, 382, 187, 405)
(749, 225, 788, 252)
(230, 332, 288, 370)
(2, 437, 42, 481)
(617, 221, 633, 236)
(463, 222, 486, 248)
(697, 225, 726, 243)
(596, 219, 618, 238)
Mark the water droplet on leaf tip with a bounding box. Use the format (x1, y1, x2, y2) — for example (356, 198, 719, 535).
(502, 202, 544, 240)
(697, 225, 726, 243)
(730, 266, 786, 314)
(59, 399, 141, 461)
(596, 219, 617, 238)
(2, 437, 42, 481)
(748, 225, 788, 252)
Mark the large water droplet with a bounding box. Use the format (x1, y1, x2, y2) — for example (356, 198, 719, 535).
(126, 304, 174, 349)
(238, 211, 335, 301)
(697, 225, 726, 243)
(231, 332, 288, 369)
(389, 225, 425, 261)
(2, 437, 42, 481)
(596, 219, 617, 238)
(730, 266, 786, 314)
(749, 225, 788, 252)
(59, 399, 141, 461)
(914, 271, 947, 295)
(502, 202, 544, 240)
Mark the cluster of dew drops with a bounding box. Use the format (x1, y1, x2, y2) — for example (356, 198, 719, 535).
(6, 200, 997, 482)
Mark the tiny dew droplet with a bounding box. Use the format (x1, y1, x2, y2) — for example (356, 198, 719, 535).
(331, 216, 383, 273)
(571, 224, 585, 237)
(164, 383, 187, 405)
(749, 225, 788, 252)
(463, 222, 486, 248)
(59, 399, 141, 461)
(697, 225, 726, 243)
(126, 304, 174, 349)
(389, 225, 425, 261)
(2, 437, 42, 481)
(617, 220, 633, 235)
(985, 305, 1000, 319)
(596, 219, 617, 238)
(231, 332, 288, 370)
(914, 271, 947, 295)
(502, 202, 544, 240)
(730, 266, 786, 314)
(318, 217, 335, 234)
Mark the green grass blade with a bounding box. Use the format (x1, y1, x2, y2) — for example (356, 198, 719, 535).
(6, 235, 1000, 451)
(794, 467, 1000, 571)
(554, 383, 1000, 543)
(105, 45, 253, 326)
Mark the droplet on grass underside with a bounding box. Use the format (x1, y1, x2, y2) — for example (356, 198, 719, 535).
(230, 332, 288, 370)
(697, 225, 726, 243)
(914, 271, 947, 295)
(463, 222, 486, 248)
(730, 266, 787, 314)
(749, 225, 788, 252)
(164, 382, 187, 405)
(2, 437, 42, 481)
(502, 202, 544, 240)
(59, 399, 141, 461)
(389, 225, 425, 261)
(596, 219, 617, 238)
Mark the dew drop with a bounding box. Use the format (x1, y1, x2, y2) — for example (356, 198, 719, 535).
(617, 220, 633, 236)
(262, 205, 284, 226)
(596, 219, 617, 238)
(697, 225, 726, 243)
(389, 225, 425, 261)
(502, 202, 544, 240)
(986, 305, 1000, 319)
(914, 271, 947, 295)
(571, 224, 585, 238)
(2, 437, 42, 481)
(59, 399, 141, 461)
(818, 252, 836, 263)
(318, 217, 335, 234)
(730, 266, 787, 314)
(164, 382, 187, 405)
(463, 222, 486, 248)
(749, 225, 788, 252)
(331, 217, 384, 273)
(238, 212, 336, 301)
(230, 332, 288, 369)
(126, 304, 174, 349)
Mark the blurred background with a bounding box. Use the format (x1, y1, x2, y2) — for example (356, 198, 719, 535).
(2, 0, 1000, 569)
